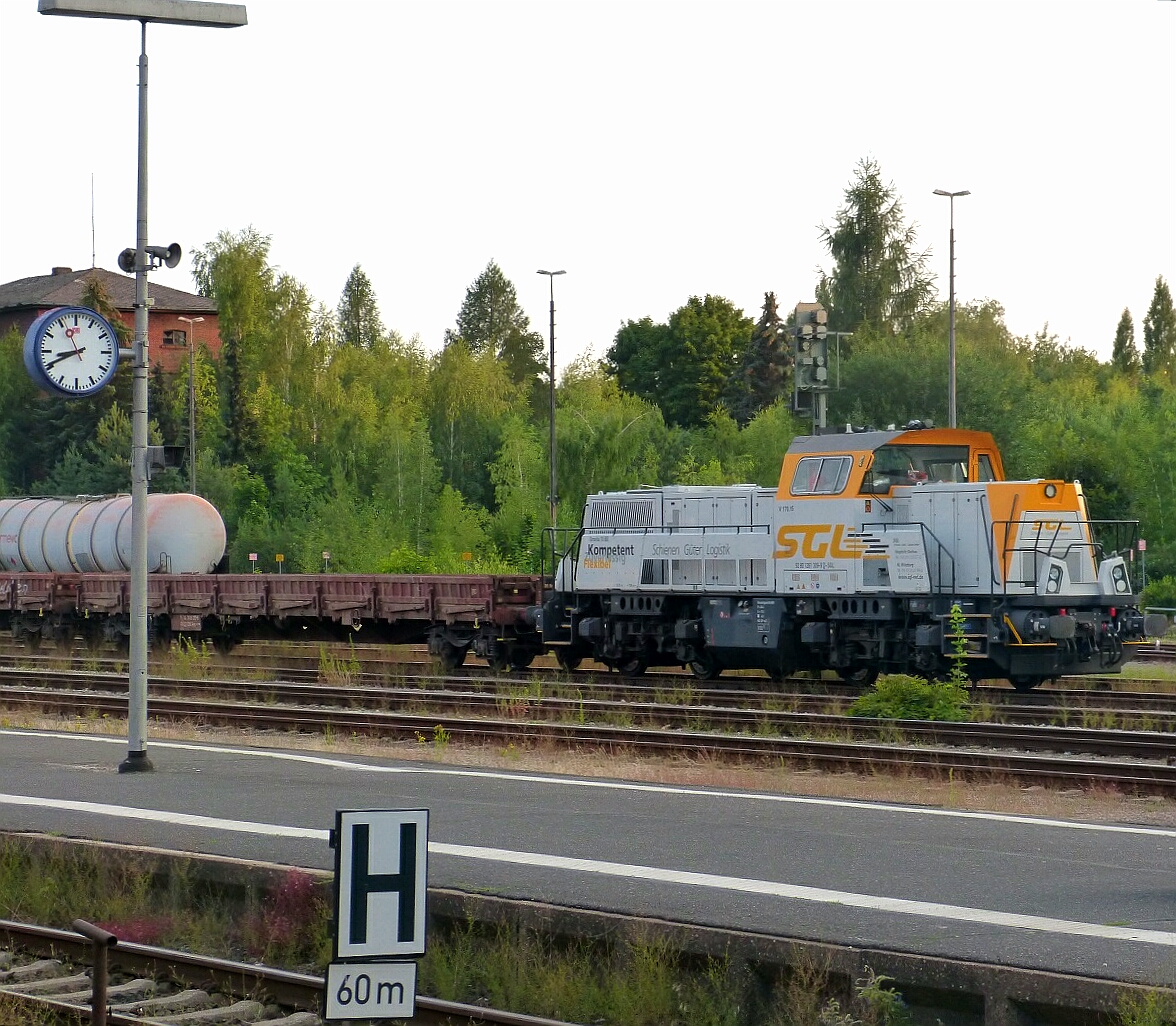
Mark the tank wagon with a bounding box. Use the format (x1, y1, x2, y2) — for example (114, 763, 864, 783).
(539, 425, 1165, 690)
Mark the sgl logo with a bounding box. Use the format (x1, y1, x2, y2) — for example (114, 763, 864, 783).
(774, 524, 866, 560)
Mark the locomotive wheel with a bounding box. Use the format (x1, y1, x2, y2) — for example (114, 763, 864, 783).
(555, 650, 582, 672)
(1009, 675, 1043, 692)
(837, 665, 879, 687)
(617, 657, 647, 677)
(688, 654, 722, 681)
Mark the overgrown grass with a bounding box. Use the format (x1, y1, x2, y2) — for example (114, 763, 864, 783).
(0, 838, 330, 970)
(846, 674, 970, 721)
(318, 642, 362, 686)
(2, 838, 1169, 1025)
(421, 921, 917, 1026)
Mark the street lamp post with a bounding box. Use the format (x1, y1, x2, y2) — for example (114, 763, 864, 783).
(933, 188, 970, 429)
(177, 315, 203, 493)
(40, 0, 246, 774)
(537, 269, 565, 529)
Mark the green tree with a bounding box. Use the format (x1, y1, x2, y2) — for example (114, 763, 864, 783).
(1142, 275, 1176, 377)
(337, 264, 383, 350)
(428, 339, 514, 509)
(606, 295, 753, 428)
(725, 291, 791, 426)
(816, 157, 935, 340)
(1112, 307, 1140, 375)
(191, 227, 276, 462)
(450, 260, 545, 387)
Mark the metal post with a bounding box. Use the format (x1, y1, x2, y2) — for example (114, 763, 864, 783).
(537, 269, 565, 529)
(934, 189, 970, 429)
(178, 315, 203, 493)
(948, 208, 956, 429)
(73, 919, 118, 1026)
(122, 18, 152, 774)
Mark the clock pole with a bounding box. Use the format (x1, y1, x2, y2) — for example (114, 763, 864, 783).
(123, 17, 152, 773)
(39, 0, 247, 774)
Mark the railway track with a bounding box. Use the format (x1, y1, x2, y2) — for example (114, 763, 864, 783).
(5, 667, 1176, 795)
(0, 919, 575, 1026)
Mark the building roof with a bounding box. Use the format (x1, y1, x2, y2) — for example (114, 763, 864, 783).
(0, 267, 217, 315)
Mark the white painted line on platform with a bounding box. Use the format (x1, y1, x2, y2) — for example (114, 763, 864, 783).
(2, 790, 1174, 948)
(5, 727, 1176, 840)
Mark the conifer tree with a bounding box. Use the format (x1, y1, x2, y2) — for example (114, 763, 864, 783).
(450, 260, 544, 387)
(725, 291, 790, 425)
(1142, 275, 1175, 377)
(337, 264, 383, 349)
(1111, 307, 1139, 375)
(816, 158, 935, 345)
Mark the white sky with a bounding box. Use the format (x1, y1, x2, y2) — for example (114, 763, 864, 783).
(1, 1, 1173, 372)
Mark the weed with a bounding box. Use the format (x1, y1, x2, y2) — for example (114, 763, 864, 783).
(432, 723, 451, 749)
(848, 674, 969, 722)
(947, 603, 969, 690)
(1117, 989, 1176, 1026)
(166, 636, 214, 679)
(319, 642, 361, 686)
(238, 870, 331, 966)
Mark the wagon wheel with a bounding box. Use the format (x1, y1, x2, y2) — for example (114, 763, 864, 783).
(509, 652, 535, 671)
(837, 665, 879, 687)
(1009, 674, 1043, 693)
(617, 657, 647, 677)
(437, 642, 467, 672)
(83, 622, 105, 653)
(688, 652, 722, 681)
(555, 650, 582, 673)
(486, 648, 511, 674)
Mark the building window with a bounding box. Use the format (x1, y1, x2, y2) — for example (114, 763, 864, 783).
(163, 329, 187, 347)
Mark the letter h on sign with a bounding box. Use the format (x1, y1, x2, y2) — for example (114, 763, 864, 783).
(333, 810, 429, 959)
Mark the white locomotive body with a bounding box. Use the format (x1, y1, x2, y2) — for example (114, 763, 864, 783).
(543, 426, 1161, 689)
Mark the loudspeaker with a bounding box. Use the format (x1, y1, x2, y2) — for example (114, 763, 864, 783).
(117, 248, 137, 274)
(146, 243, 182, 268)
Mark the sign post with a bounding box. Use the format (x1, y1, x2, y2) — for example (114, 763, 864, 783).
(325, 809, 428, 1022)
(1140, 538, 1147, 591)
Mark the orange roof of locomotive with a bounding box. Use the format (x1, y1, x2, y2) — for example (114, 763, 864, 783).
(777, 427, 1005, 497)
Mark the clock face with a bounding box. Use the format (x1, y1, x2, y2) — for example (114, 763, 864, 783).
(24, 306, 120, 397)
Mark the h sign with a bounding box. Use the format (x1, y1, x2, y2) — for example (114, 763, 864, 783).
(333, 809, 429, 958)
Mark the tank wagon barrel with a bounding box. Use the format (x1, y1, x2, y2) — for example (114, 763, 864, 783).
(0, 494, 225, 575)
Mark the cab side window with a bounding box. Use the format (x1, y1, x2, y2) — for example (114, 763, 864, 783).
(792, 456, 851, 496)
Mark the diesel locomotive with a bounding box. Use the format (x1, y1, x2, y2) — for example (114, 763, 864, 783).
(539, 424, 1164, 690)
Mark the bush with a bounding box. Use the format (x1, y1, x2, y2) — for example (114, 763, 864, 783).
(1141, 576, 1176, 620)
(847, 674, 969, 722)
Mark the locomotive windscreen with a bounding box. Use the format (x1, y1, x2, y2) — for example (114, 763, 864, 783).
(861, 444, 980, 494)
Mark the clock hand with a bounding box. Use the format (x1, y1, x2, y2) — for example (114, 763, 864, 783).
(45, 347, 85, 370)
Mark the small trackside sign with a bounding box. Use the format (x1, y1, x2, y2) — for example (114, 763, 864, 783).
(332, 809, 429, 958)
(325, 961, 416, 1020)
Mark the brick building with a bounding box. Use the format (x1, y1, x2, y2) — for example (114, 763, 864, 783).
(0, 266, 221, 375)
